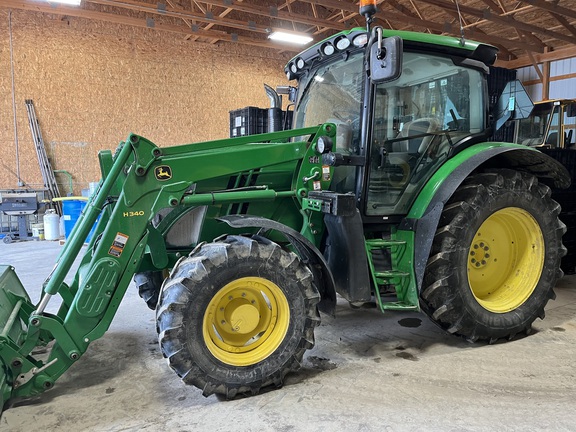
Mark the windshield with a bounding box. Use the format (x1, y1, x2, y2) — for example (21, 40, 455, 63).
(367, 52, 486, 215)
(294, 51, 365, 155)
(515, 103, 554, 146)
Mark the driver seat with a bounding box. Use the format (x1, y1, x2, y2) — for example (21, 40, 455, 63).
(393, 118, 440, 154)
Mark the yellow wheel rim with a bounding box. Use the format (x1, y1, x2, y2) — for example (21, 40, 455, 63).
(467, 207, 544, 313)
(203, 277, 290, 366)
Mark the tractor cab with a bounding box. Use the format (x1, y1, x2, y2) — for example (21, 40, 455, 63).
(287, 28, 496, 219)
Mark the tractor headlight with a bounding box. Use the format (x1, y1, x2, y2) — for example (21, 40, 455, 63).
(316, 136, 333, 154)
(353, 33, 368, 47)
(321, 42, 335, 56)
(335, 36, 351, 51)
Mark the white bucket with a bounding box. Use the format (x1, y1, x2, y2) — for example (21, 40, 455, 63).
(89, 182, 99, 196)
(44, 210, 60, 241)
(32, 223, 44, 240)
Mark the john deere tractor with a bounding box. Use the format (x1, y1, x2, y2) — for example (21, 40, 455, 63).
(0, 1, 570, 412)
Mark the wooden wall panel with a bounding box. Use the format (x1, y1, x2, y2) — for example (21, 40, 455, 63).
(0, 8, 291, 194)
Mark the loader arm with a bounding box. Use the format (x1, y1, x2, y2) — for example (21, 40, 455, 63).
(0, 123, 336, 409)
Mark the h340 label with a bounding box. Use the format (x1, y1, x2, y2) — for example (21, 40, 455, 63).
(123, 210, 145, 217)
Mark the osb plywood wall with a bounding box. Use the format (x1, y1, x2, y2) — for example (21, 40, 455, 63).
(0, 8, 291, 195)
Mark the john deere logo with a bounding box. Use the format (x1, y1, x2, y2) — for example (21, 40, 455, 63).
(155, 165, 172, 181)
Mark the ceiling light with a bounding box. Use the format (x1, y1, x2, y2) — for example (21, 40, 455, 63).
(269, 31, 313, 45)
(47, 0, 82, 4)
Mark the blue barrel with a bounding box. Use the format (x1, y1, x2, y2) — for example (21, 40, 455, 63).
(62, 199, 101, 242)
(62, 200, 85, 240)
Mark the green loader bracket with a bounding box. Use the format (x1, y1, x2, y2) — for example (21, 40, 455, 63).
(0, 265, 34, 411)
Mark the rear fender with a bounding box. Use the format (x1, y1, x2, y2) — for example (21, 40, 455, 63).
(402, 145, 570, 293)
(217, 215, 337, 315)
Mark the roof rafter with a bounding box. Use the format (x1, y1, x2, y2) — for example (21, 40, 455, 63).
(2, 0, 575, 68)
(1, 0, 300, 51)
(417, 0, 576, 45)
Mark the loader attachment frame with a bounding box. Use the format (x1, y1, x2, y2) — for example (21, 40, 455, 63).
(0, 123, 336, 410)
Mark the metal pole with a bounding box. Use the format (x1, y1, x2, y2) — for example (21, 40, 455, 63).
(9, 10, 22, 187)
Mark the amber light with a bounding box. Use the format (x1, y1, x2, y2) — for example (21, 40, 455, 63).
(359, 0, 377, 17)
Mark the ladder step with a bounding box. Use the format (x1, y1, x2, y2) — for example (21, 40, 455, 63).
(366, 239, 406, 249)
(380, 302, 420, 311)
(374, 270, 409, 278)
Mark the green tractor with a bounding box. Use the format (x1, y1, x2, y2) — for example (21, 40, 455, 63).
(0, 2, 570, 411)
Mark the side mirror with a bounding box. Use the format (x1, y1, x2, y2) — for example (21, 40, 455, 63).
(370, 32, 402, 84)
(276, 85, 297, 103)
(494, 80, 533, 131)
(567, 103, 576, 118)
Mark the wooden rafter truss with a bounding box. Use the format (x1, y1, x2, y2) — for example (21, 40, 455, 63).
(3, 0, 576, 67)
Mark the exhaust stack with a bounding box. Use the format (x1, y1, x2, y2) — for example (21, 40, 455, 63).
(264, 84, 283, 133)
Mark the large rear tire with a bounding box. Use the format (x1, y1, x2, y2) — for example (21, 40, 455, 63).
(421, 169, 566, 342)
(156, 235, 320, 397)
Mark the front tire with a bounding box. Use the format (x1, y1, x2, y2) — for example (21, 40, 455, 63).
(421, 169, 566, 342)
(156, 235, 320, 397)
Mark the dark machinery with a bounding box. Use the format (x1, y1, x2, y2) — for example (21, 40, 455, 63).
(0, 192, 40, 243)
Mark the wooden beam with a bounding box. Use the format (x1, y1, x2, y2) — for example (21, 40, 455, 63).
(87, 0, 270, 34)
(498, 44, 576, 68)
(298, 0, 543, 52)
(485, 0, 545, 64)
(0, 1, 301, 52)
(549, 13, 576, 38)
(541, 53, 550, 100)
(526, 51, 544, 82)
(193, 0, 349, 31)
(417, 0, 576, 45)
(427, 0, 515, 58)
(516, 0, 576, 20)
(522, 71, 576, 87)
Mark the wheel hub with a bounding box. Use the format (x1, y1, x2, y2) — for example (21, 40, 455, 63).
(225, 299, 260, 334)
(469, 239, 492, 269)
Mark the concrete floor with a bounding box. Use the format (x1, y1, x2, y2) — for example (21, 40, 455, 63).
(1, 240, 576, 431)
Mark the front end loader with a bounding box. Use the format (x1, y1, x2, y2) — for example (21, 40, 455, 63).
(0, 0, 571, 413)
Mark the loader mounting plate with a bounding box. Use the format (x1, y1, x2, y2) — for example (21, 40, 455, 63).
(0, 265, 32, 413)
